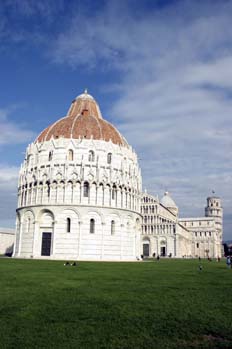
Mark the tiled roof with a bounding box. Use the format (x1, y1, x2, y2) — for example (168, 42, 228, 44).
(36, 91, 128, 147)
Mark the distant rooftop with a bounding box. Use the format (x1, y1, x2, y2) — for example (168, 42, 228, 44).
(0, 227, 15, 235)
(179, 217, 214, 221)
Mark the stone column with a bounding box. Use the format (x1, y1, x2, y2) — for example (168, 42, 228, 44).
(109, 188, 111, 207)
(14, 217, 21, 257)
(63, 182, 65, 203)
(51, 220, 57, 257)
(120, 224, 124, 260)
(80, 183, 83, 204)
(50, 183, 54, 204)
(17, 218, 23, 256)
(77, 221, 82, 258)
(102, 186, 105, 206)
(17, 191, 21, 207)
(88, 182, 91, 205)
(32, 220, 39, 257)
(22, 189, 25, 206)
(95, 185, 98, 206)
(174, 232, 177, 257)
(71, 183, 74, 204)
(42, 184, 45, 203)
(123, 190, 127, 209)
(115, 189, 118, 208)
(35, 184, 38, 204)
(133, 225, 136, 257)
(101, 222, 106, 260)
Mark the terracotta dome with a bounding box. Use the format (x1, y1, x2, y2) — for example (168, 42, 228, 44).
(36, 90, 128, 147)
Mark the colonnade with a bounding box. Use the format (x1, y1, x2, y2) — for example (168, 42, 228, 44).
(18, 180, 140, 211)
(142, 223, 175, 235)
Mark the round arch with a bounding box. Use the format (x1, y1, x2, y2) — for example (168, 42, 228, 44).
(159, 237, 167, 257)
(85, 209, 105, 224)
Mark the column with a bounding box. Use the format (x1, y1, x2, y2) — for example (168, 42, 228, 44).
(78, 221, 82, 258)
(17, 218, 23, 257)
(51, 220, 57, 257)
(120, 224, 124, 260)
(101, 222, 106, 260)
(32, 220, 39, 257)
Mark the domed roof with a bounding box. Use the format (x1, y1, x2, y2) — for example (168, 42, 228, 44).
(36, 90, 128, 147)
(160, 191, 177, 208)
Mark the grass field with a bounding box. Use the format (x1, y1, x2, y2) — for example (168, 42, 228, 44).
(0, 258, 232, 349)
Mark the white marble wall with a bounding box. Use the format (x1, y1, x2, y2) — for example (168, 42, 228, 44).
(14, 206, 141, 261)
(0, 229, 15, 255)
(180, 217, 222, 258)
(140, 192, 222, 258)
(18, 138, 141, 212)
(15, 137, 142, 261)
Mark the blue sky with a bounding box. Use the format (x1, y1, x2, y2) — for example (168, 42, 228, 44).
(0, 0, 231, 240)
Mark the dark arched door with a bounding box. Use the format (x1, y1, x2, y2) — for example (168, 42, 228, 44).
(41, 232, 51, 256)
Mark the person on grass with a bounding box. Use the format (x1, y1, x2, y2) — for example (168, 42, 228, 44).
(226, 256, 231, 269)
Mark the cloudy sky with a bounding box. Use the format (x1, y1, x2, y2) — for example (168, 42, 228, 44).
(0, 0, 231, 240)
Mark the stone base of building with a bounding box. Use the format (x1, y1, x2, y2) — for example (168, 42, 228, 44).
(14, 205, 141, 262)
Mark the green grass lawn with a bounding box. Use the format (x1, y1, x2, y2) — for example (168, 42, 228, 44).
(0, 258, 231, 349)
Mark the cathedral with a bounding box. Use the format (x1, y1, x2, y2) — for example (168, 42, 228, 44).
(141, 192, 222, 258)
(13, 91, 223, 260)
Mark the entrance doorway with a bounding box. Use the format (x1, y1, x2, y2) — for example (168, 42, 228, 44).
(41, 232, 52, 256)
(160, 246, 166, 256)
(143, 243, 149, 257)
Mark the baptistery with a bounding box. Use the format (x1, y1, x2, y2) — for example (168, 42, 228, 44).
(14, 91, 142, 260)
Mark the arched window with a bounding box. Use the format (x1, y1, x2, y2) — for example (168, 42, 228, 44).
(90, 219, 95, 234)
(107, 153, 112, 164)
(111, 220, 115, 235)
(67, 218, 71, 233)
(88, 150, 95, 162)
(48, 151, 53, 161)
(68, 149, 74, 161)
(27, 218, 31, 232)
(112, 185, 116, 200)
(46, 181, 50, 198)
(83, 182, 89, 197)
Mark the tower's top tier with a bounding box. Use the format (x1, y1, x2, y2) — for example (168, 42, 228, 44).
(206, 196, 222, 208)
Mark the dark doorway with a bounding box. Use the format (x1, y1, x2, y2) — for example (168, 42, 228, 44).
(143, 244, 149, 257)
(161, 246, 166, 256)
(41, 232, 52, 256)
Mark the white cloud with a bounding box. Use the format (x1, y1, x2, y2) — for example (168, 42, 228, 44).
(0, 1, 231, 237)
(0, 165, 18, 189)
(0, 0, 65, 46)
(0, 108, 34, 227)
(50, 1, 232, 239)
(0, 165, 18, 227)
(2, 0, 65, 19)
(0, 107, 35, 145)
